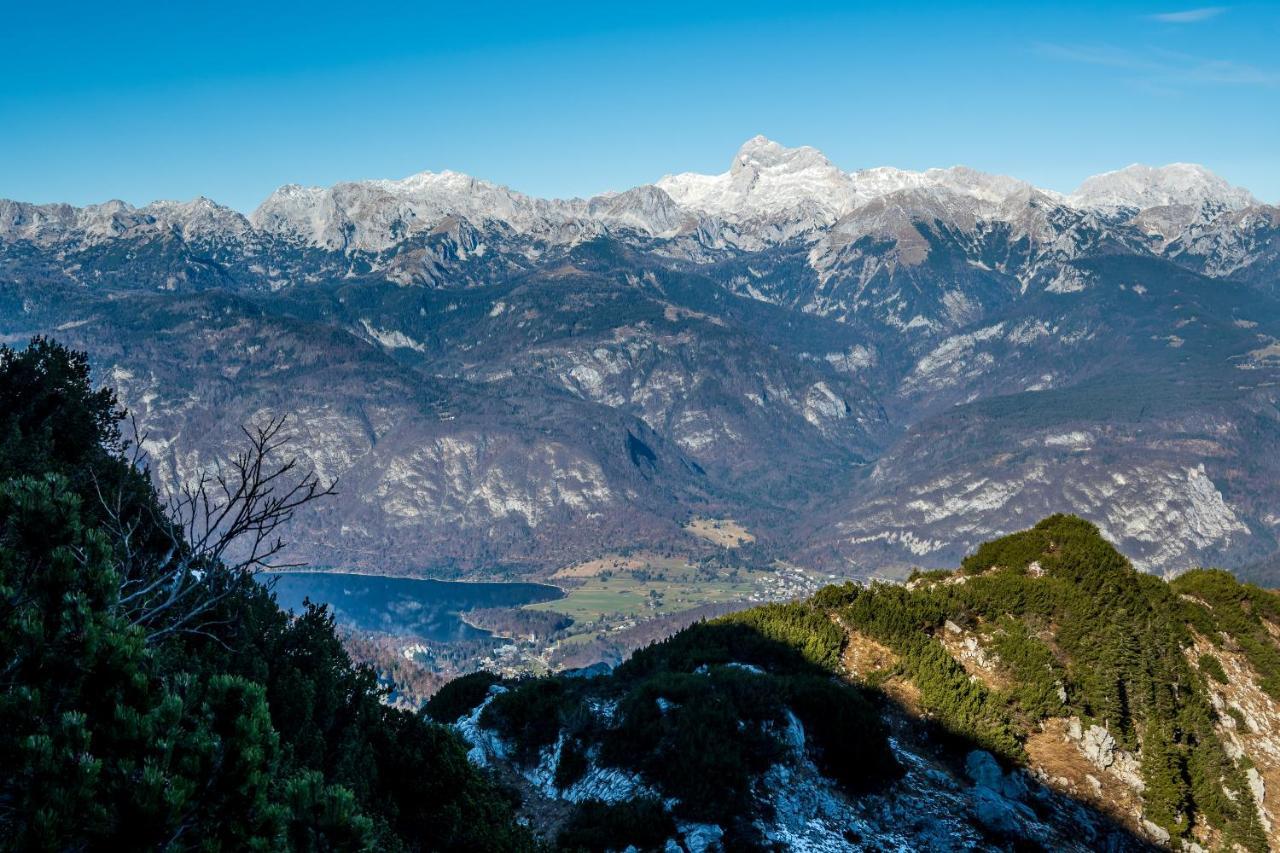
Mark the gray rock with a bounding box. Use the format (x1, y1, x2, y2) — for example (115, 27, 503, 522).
(679, 823, 724, 853)
(966, 750, 1030, 801)
(1141, 818, 1171, 844)
(1067, 717, 1083, 741)
(1081, 724, 1116, 769)
(970, 788, 1037, 836)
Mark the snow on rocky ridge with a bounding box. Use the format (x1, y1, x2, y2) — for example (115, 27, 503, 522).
(2, 137, 1267, 256)
(5, 137, 1278, 580)
(1069, 162, 1258, 214)
(451, 671, 1138, 852)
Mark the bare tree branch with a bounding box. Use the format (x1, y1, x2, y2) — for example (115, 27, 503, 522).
(97, 414, 335, 644)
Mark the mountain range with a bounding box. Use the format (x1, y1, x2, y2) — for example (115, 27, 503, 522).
(3, 136, 1279, 580)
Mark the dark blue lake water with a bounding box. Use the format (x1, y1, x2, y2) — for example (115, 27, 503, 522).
(265, 572, 564, 642)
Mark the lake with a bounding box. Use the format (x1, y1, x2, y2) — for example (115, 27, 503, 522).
(265, 572, 565, 642)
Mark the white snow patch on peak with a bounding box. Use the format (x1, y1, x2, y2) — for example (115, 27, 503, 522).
(1069, 163, 1257, 213)
(250, 167, 686, 251)
(656, 136, 858, 224)
(735, 134, 836, 172)
(655, 137, 1042, 229)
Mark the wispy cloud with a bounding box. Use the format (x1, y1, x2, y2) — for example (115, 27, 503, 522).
(1148, 6, 1227, 23)
(1035, 43, 1159, 71)
(1034, 40, 1280, 91)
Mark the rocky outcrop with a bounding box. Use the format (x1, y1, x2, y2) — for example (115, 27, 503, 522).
(452, 683, 1149, 852)
(1190, 632, 1280, 844)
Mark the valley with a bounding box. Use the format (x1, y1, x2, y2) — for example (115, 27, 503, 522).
(8, 4, 1280, 849)
(273, 538, 832, 702)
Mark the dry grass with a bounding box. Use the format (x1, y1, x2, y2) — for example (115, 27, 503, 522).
(683, 517, 755, 548)
(836, 622, 924, 714)
(551, 551, 690, 579)
(1025, 719, 1144, 827)
(1247, 341, 1280, 365)
(841, 627, 899, 677)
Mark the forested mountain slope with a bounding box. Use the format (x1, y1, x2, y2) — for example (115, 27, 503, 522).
(434, 515, 1280, 852)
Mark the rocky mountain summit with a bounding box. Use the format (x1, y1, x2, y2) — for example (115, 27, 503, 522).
(2, 138, 1279, 579)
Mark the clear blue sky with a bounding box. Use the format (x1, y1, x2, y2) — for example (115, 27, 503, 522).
(3, 1, 1278, 211)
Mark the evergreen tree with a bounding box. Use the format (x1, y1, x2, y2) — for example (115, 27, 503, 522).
(0, 339, 534, 851)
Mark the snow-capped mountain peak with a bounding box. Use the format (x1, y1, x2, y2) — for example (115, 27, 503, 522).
(731, 134, 836, 174)
(0, 196, 249, 246)
(655, 139, 1058, 238)
(1069, 162, 1257, 213)
(3, 140, 1269, 264)
(251, 170, 548, 251)
(656, 137, 859, 227)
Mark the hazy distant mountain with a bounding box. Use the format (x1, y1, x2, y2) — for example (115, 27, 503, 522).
(3, 138, 1278, 578)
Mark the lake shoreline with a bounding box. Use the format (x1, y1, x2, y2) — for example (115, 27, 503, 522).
(263, 571, 566, 643)
(267, 566, 565, 596)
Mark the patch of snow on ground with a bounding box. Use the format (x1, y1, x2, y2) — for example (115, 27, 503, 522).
(454, 685, 509, 767)
(1044, 431, 1093, 449)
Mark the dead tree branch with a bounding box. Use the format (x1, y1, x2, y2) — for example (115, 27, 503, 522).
(100, 414, 335, 644)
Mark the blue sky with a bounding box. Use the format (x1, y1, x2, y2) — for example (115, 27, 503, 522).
(2, 1, 1278, 211)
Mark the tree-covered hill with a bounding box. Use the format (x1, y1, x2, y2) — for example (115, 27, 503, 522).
(434, 516, 1280, 851)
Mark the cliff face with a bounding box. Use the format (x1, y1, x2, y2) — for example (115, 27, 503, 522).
(430, 517, 1280, 851)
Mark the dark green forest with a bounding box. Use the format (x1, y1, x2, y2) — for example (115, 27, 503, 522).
(0, 339, 533, 851)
